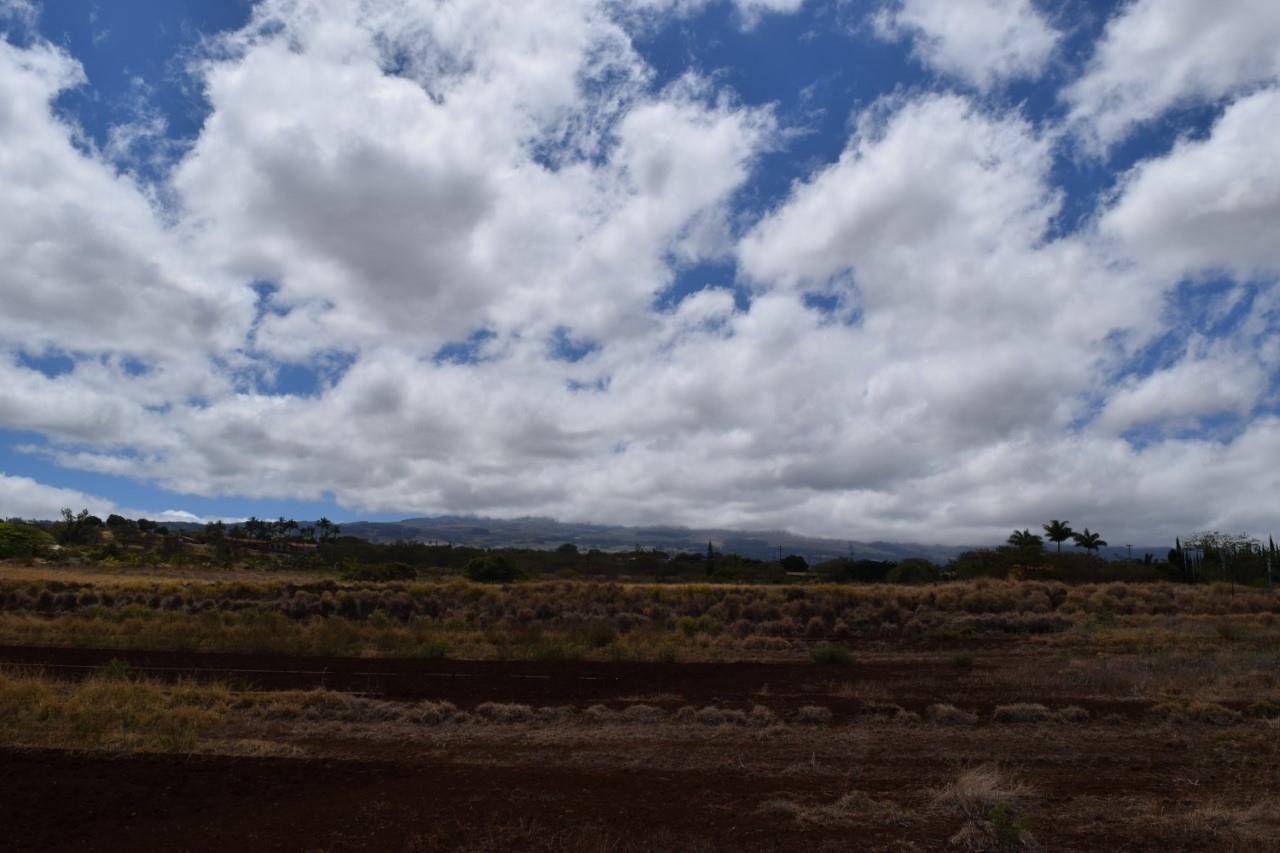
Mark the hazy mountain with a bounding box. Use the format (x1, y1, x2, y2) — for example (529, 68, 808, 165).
(337, 516, 975, 564)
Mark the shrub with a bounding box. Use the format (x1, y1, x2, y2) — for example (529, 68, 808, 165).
(465, 555, 526, 583)
(340, 562, 416, 582)
(886, 559, 940, 584)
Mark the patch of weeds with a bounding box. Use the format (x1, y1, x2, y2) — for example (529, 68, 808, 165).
(531, 640, 582, 662)
(98, 658, 134, 680)
(950, 653, 975, 668)
(414, 640, 449, 659)
(1245, 700, 1280, 719)
(810, 643, 854, 665)
(990, 800, 1033, 849)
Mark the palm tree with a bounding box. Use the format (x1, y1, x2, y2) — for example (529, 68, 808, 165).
(1072, 528, 1107, 554)
(1043, 520, 1074, 553)
(1007, 529, 1044, 550)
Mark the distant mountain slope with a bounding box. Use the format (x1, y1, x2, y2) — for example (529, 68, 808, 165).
(339, 516, 974, 564)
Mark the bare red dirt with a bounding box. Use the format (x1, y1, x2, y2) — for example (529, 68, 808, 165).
(0, 644, 1153, 719)
(5, 644, 1279, 851)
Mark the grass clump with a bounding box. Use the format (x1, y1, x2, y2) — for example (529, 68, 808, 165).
(927, 703, 978, 725)
(793, 705, 833, 725)
(991, 703, 1054, 724)
(936, 765, 1038, 851)
(810, 643, 854, 665)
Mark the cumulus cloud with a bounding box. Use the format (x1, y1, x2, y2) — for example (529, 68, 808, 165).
(1095, 343, 1269, 436)
(1065, 0, 1280, 150)
(1, 0, 1278, 546)
(1100, 87, 1280, 280)
(0, 473, 121, 521)
(0, 38, 253, 377)
(873, 0, 1059, 91)
(175, 0, 775, 357)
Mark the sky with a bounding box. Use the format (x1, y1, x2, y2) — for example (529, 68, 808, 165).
(0, 0, 1278, 544)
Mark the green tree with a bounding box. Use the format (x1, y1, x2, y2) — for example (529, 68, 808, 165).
(465, 554, 525, 583)
(1072, 528, 1107, 554)
(0, 522, 56, 559)
(1042, 520, 1074, 553)
(886, 558, 939, 584)
(780, 554, 809, 573)
(316, 517, 340, 543)
(1006, 529, 1044, 551)
(56, 508, 100, 546)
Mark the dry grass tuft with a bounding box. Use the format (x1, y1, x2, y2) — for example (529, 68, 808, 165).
(1054, 705, 1090, 724)
(934, 765, 1034, 820)
(1151, 700, 1243, 725)
(793, 705, 833, 725)
(409, 700, 463, 725)
(620, 703, 666, 723)
(937, 766, 1039, 851)
(927, 703, 978, 725)
(474, 702, 537, 724)
(757, 790, 911, 828)
(1171, 801, 1280, 850)
(991, 703, 1054, 724)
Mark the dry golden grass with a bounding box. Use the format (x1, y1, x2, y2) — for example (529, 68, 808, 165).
(934, 765, 1035, 819)
(0, 668, 229, 751)
(757, 789, 914, 828)
(0, 573, 1277, 663)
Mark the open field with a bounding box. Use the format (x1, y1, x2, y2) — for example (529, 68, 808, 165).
(3, 566, 1279, 850)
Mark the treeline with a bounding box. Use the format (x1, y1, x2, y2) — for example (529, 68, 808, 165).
(1, 511, 1275, 588)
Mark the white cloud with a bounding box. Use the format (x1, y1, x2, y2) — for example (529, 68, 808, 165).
(874, 0, 1059, 91)
(175, 1, 775, 358)
(0, 38, 254, 376)
(1, 1, 1278, 547)
(0, 472, 230, 524)
(1100, 87, 1280, 280)
(1065, 0, 1280, 150)
(1095, 343, 1269, 436)
(0, 0, 37, 30)
(626, 0, 805, 29)
(0, 473, 121, 521)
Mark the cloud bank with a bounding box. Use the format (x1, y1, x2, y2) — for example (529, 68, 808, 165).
(0, 0, 1277, 544)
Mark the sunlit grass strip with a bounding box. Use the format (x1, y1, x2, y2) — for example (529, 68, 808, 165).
(0, 668, 231, 751)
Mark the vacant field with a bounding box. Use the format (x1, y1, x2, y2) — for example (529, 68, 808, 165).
(2, 565, 1278, 851)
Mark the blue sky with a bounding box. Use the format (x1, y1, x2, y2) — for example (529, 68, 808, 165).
(1, 0, 1278, 543)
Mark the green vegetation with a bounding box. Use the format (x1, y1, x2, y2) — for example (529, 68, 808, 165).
(5, 511, 1277, 589)
(0, 522, 56, 559)
(809, 643, 854, 665)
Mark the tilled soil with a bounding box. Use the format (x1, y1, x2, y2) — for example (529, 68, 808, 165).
(4, 644, 1279, 852)
(0, 644, 1153, 719)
